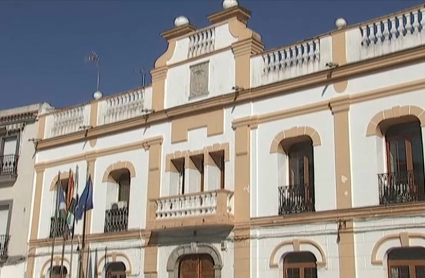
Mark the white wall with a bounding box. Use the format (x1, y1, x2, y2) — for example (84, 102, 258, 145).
(251, 223, 340, 278)
(165, 50, 235, 109)
(93, 149, 149, 233)
(253, 110, 336, 218)
(350, 89, 425, 208)
(354, 215, 425, 277)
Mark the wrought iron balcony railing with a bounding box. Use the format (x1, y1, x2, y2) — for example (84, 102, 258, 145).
(49, 217, 67, 238)
(0, 235, 10, 258)
(0, 154, 19, 176)
(104, 207, 128, 233)
(278, 184, 315, 215)
(378, 170, 425, 205)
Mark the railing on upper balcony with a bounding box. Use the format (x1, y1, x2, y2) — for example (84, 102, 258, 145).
(354, 6, 425, 62)
(0, 235, 10, 258)
(49, 217, 67, 238)
(378, 170, 425, 205)
(104, 207, 128, 233)
(50, 105, 88, 138)
(102, 90, 144, 125)
(278, 184, 315, 215)
(253, 37, 323, 87)
(188, 27, 215, 59)
(0, 154, 18, 176)
(154, 190, 233, 220)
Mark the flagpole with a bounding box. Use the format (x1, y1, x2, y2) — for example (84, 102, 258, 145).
(79, 161, 90, 278)
(69, 165, 79, 278)
(50, 171, 61, 278)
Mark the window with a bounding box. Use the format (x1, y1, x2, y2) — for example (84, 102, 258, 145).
(210, 150, 225, 190)
(105, 262, 126, 278)
(387, 247, 425, 278)
(104, 169, 130, 233)
(379, 121, 425, 204)
(283, 252, 317, 278)
(0, 201, 12, 258)
(179, 254, 214, 278)
(50, 178, 70, 238)
(279, 139, 315, 214)
(0, 134, 19, 176)
(190, 155, 205, 192)
(172, 158, 185, 195)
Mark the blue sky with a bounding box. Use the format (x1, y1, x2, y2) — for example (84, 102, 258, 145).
(1, 0, 423, 110)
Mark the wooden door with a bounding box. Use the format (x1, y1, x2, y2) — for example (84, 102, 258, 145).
(179, 254, 214, 278)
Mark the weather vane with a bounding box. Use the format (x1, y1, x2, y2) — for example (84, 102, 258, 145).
(87, 51, 101, 92)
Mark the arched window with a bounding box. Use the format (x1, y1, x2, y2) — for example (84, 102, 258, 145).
(378, 118, 425, 205)
(49, 266, 68, 278)
(283, 252, 317, 278)
(179, 254, 214, 278)
(104, 169, 131, 233)
(279, 137, 315, 215)
(387, 247, 425, 278)
(105, 261, 126, 278)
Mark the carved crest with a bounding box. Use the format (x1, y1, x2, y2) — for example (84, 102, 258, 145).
(190, 62, 209, 98)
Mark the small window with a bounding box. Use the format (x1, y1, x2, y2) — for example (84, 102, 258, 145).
(172, 158, 185, 195)
(190, 154, 204, 192)
(50, 266, 68, 278)
(283, 252, 317, 278)
(210, 150, 225, 190)
(105, 262, 126, 278)
(387, 247, 425, 278)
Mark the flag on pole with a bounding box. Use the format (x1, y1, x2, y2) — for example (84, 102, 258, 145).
(75, 175, 93, 221)
(67, 167, 79, 230)
(58, 181, 67, 220)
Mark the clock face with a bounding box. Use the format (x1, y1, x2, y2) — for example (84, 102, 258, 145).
(190, 62, 209, 97)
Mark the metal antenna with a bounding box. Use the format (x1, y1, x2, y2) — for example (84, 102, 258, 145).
(87, 51, 101, 92)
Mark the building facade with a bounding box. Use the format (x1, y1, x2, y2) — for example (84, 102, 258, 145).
(27, 1, 425, 277)
(0, 103, 53, 277)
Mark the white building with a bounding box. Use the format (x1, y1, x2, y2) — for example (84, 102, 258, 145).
(27, 1, 425, 277)
(0, 103, 53, 277)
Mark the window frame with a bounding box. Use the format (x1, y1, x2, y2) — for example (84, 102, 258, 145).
(0, 200, 13, 236)
(387, 259, 425, 278)
(0, 132, 20, 156)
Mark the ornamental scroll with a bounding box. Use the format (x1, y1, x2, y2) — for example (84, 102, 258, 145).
(189, 61, 209, 98)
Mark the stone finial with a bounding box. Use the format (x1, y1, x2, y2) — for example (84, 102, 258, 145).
(93, 91, 103, 100)
(335, 18, 347, 30)
(174, 16, 189, 27)
(223, 0, 238, 9)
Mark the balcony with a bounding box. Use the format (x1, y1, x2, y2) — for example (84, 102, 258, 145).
(49, 217, 67, 238)
(0, 235, 10, 260)
(0, 154, 19, 185)
(378, 171, 425, 205)
(104, 207, 128, 233)
(278, 184, 315, 215)
(149, 190, 234, 230)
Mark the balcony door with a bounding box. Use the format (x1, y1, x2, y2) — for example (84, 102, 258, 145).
(179, 254, 214, 278)
(385, 122, 425, 202)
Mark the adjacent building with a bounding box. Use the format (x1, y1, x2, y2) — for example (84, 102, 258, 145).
(26, 1, 425, 277)
(0, 103, 53, 277)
